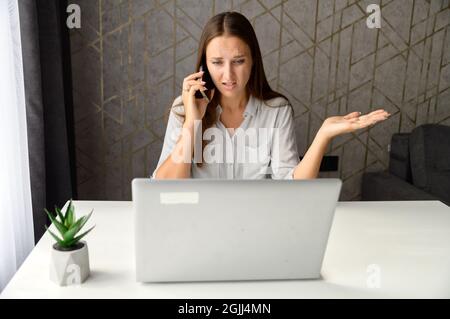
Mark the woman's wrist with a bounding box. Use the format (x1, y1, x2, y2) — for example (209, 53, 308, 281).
(184, 116, 201, 131)
(183, 117, 203, 129)
(316, 127, 333, 144)
(183, 120, 194, 130)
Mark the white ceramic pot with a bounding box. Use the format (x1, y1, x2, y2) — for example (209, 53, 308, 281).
(49, 240, 90, 286)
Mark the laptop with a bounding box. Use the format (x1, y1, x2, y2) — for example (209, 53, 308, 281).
(132, 178, 342, 282)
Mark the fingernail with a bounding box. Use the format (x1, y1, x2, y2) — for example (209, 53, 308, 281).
(358, 112, 362, 115)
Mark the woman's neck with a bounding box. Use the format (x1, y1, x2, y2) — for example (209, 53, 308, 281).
(219, 91, 249, 114)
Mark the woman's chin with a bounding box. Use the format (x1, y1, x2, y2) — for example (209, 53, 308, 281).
(218, 87, 242, 98)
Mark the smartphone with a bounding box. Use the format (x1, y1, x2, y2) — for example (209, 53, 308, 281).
(195, 63, 215, 100)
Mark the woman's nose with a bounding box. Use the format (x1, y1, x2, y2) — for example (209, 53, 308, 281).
(223, 63, 234, 80)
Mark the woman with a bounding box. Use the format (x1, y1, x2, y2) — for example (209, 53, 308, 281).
(153, 11, 390, 180)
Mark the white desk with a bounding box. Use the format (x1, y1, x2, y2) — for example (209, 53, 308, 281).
(1, 200, 450, 299)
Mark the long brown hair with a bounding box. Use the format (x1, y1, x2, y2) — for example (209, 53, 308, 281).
(196, 11, 288, 131)
(173, 11, 291, 164)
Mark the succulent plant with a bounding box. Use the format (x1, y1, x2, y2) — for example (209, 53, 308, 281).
(45, 199, 95, 250)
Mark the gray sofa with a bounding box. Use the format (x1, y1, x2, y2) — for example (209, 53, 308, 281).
(362, 124, 450, 206)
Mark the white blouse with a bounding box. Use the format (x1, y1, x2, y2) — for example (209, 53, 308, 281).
(152, 94, 300, 179)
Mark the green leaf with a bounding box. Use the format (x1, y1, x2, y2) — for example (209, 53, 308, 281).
(63, 209, 94, 242)
(63, 216, 86, 242)
(65, 225, 95, 246)
(77, 209, 93, 231)
(64, 200, 75, 228)
(54, 205, 65, 224)
(45, 225, 65, 246)
(64, 199, 72, 219)
(45, 208, 68, 237)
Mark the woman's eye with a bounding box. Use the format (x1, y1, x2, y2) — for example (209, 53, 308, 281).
(211, 60, 244, 65)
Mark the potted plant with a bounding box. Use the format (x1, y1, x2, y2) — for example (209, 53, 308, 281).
(45, 199, 95, 286)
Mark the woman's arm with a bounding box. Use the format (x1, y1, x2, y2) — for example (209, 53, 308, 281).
(155, 71, 213, 179)
(293, 130, 330, 179)
(293, 109, 390, 180)
(154, 122, 195, 179)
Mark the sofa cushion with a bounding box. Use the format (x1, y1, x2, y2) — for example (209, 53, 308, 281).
(362, 172, 439, 202)
(389, 133, 411, 182)
(409, 124, 450, 195)
(427, 171, 450, 205)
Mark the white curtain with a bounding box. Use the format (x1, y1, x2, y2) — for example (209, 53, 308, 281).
(0, 0, 35, 292)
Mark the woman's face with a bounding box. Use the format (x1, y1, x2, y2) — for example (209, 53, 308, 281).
(205, 35, 253, 99)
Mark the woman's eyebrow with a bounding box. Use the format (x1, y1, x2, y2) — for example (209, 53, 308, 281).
(211, 55, 245, 59)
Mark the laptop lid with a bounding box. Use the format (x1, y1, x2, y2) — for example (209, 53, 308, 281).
(132, 178, 342, 282)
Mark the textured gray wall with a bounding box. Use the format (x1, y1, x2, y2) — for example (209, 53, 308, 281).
(70, 0, 450, 201)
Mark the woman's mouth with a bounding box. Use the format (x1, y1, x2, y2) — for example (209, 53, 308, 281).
(222, 82, 236, 90)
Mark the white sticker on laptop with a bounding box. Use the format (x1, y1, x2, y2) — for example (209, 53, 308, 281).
(160, 192, 199, 204)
